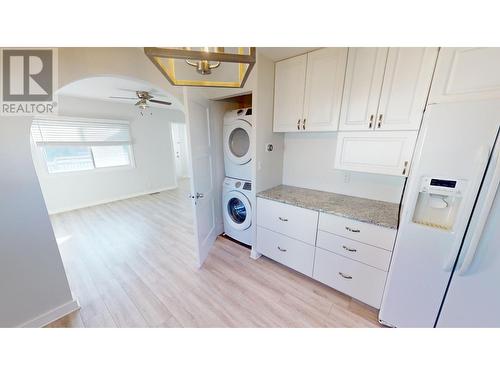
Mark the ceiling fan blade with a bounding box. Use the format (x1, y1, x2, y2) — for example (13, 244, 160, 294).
(109, 96, 137, 100)
(149, 99, 172, 105)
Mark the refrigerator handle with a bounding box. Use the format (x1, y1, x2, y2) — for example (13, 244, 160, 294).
(443, 145, 491, 272)
(458, 146, 500, 275)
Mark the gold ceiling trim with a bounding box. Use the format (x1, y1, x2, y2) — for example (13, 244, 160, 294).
(144, 47, 256, 88)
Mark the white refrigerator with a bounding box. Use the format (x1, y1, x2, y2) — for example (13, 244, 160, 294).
(379, 99, 500, 328)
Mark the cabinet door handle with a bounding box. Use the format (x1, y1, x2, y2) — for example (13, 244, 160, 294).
(297, 119, 300, 130)
(339, 272, 353, 279)
(342, 245, 357, 252)
(345, 226, 360, 233)
(377, 114, 383, 128)
(278, 217, 288, 222)
(277, 246, 287, 252)
(368, 114, 374, 129)
(302, 118, 306, 130)
(402, 160, 409, 175)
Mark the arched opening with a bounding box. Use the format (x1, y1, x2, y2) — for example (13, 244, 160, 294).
(29, 75, 199, 327)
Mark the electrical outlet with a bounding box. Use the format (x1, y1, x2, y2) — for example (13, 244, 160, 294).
(343, 171, 351, 184)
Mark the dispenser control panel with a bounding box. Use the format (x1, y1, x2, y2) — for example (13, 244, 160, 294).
(420, 177, 465, 196)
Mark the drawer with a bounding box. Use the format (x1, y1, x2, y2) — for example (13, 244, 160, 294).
(257, 198, 319, 245)
(257, 226, 315, 277)
(313, 248, 387, 308)
(318, 213, 396, 250)
(317, 230, 392, 271)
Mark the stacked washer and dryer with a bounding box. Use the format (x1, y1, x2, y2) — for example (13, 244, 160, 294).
(222, 108, 254, 246)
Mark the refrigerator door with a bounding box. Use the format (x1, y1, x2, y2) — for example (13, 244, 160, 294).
(379, 99, 500, 327)
(437, 139, 500, 327)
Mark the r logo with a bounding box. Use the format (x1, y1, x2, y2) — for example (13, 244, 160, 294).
(2, 49, 53, 102)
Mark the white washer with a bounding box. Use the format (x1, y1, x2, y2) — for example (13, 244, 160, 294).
(223, 177, 254, 246)
(223, 108, 252, 180)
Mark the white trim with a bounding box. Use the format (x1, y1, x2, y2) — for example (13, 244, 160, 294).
(18, 299, 80, 328)
(47, 184, 178, 215)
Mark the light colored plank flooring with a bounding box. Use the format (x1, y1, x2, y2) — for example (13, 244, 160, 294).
(47, 178, 381, 328)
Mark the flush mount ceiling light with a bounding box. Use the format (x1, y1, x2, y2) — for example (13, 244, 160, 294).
(144, 47, 256, 88)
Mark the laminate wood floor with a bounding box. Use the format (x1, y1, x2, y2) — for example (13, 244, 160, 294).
(47, 179, 381, 328)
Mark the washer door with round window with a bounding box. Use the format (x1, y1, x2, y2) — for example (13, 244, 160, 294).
(223, 120, 252, 165)
(223, 190, 252, 230)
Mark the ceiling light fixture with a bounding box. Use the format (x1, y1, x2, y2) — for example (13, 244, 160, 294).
(144, 47, 256, 88)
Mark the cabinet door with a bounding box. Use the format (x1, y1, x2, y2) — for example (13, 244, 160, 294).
(429, 48, 500, 103)
(302, 48, 348, 132)
(273, 54, 307, 132)
(334, 131, 418, 176)
(339, 48, 388, 131)
(375, 48, 438, 131)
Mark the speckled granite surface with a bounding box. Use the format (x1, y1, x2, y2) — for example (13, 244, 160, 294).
(257, 185, 400, 229)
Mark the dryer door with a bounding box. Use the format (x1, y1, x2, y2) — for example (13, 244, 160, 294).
(224, 190, 252, 230)
(224, 120, 252, 165)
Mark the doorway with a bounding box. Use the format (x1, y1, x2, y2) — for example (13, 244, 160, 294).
(171, 122, 190, 181)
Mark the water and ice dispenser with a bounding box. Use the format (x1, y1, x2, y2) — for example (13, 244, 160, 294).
(411, 177, 466, 231)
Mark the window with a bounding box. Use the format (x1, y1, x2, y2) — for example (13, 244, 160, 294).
(32, 116, 133, 174)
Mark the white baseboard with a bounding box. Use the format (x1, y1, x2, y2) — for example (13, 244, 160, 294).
(47, 185, 178, 215)
(19, 299, 80, 328)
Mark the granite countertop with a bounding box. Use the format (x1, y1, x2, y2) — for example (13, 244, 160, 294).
(257, 185, 400, 229)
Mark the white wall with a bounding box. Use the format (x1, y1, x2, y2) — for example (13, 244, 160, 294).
(32, 96, 185, 214)
(282, 132, 406, 203)
(0, 116, 76, 327)
(254, 52, 285, 193)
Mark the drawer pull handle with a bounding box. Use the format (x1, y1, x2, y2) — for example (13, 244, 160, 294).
(342, 245, 357, 252)
(339, 272, 353, 279)
(278, 217, 288, 222)
(277, 246, 287, 252)
(377, 113, 383, 128)
(345, 226, 360, 233)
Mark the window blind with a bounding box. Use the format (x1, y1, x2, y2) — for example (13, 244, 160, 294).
(31, 116, 131, 145)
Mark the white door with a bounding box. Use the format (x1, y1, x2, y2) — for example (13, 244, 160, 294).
(171, 122, 188, 178)
(375, 48, 438, 131)
(429, 48, 500, 104)
(334, 131, 418, 176)
(339, 48, 388, 131)
(273, 54, 307, 132)
(302, 48, 348, 132)
(437, 139, 500, 327)
(184, 92, 218, 267)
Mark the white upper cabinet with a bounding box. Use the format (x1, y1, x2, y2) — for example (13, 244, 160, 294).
(376, 48, 438, 131)
(273, 48, 347, 132)
(302, 48, 348, 131)
(339, 48, 388, 131)
(429, 48, 500, 104)
(334, 131, 418, 177)
(340, 47, 438, 131)
(273, 54, 307, 132)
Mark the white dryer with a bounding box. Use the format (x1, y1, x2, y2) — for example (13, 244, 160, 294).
(223, 108, 252, 180)
(223, 177, 254, 246)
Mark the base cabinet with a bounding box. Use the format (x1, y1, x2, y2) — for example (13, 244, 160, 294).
(256, 198, 396, 309)
(257, 227, 315, 277)
(313, 248, 387, 308)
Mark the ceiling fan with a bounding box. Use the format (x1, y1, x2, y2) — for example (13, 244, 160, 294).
(109, 90, 172, 110)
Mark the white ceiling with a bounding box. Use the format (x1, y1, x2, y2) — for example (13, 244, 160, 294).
(57, 76, 183, 111)
(258, 47, 319, 61)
